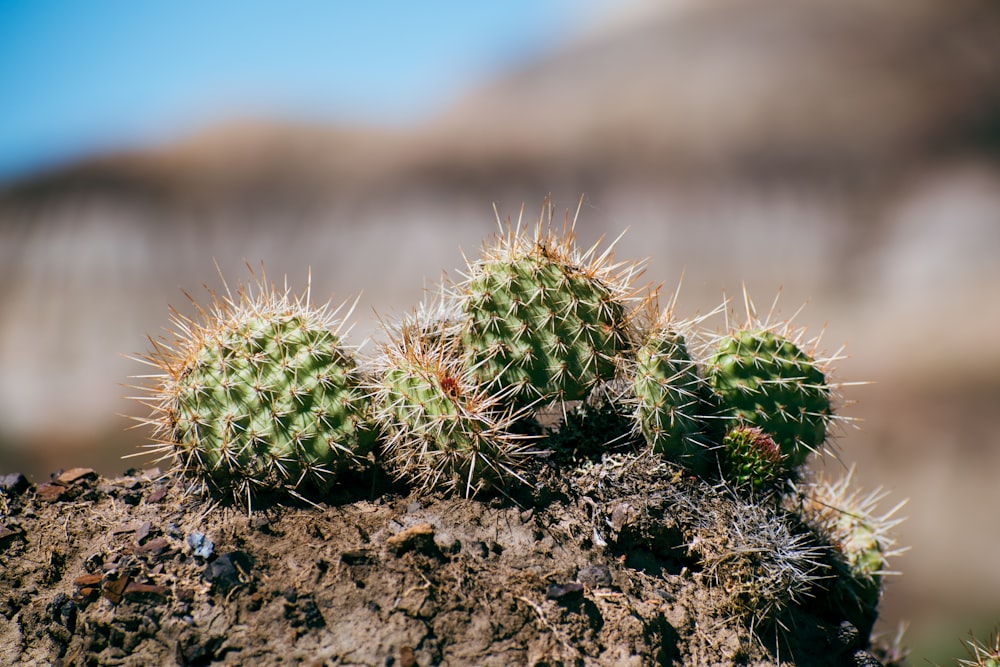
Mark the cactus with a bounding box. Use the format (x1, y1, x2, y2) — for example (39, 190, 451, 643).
(703, 293, 836, 468)
(721, 424, 787, 491)
(456, 198, 644, 408)
(631, 309, 712, 467)
(371, 315, 536, 497)
(133, 268, 374, 508)
(961, 628, 1000, 667)
(789, 468, 907, 636)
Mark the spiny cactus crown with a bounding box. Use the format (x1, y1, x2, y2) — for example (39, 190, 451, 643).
(135, 271, 372, 507)
(457, 200, 644, 408)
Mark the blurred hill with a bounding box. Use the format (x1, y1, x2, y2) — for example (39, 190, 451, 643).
(1, 0, 999, 659)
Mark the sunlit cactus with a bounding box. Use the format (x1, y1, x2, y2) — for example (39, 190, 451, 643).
(702, 290, 842, 468)
(370, 313, 537, 497)
(630, 304, 712, 467)
(455, 198, 646, 409)
(131, 267, 375, 508)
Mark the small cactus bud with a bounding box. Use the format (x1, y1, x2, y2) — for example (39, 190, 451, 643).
(722, 424, 787, 490)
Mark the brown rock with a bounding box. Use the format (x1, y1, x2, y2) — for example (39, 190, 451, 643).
(135, 521, 152, 543)
(102, 575, 131, 604)
(35, 482, 68, 502)
(124, 582, 169, 599)
(73, 574, 103, 588)
(56, 468, 97, 485)
(386, 523, 437, 556)
(132, 537, 171, 557)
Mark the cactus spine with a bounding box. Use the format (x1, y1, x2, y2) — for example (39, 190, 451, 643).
(962, 629, 1000, 667)
(457, 199, 643, 408)
(134, 269, 373, 508)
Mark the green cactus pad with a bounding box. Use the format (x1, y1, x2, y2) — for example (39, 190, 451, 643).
(458, 201, 641, 407)
(372, 321, 536, 497)
(632, 326, 710, 464)
(705, 329, 831, 467)
(138, 273, 373, 507)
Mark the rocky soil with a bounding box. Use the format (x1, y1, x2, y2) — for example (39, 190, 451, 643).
(0, 443, 905, 667)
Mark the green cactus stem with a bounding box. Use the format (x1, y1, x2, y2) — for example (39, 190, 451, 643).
(132, 268, 374, 508)
(703, 293, 837, 467)
(631, 311, 711, 466)
(371, 315, 537, 497)
(456, 198, 646, 409)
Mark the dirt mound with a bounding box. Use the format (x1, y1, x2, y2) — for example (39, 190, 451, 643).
(0, 448, 902, 666)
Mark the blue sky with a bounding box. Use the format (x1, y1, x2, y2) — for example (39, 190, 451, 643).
(0, 1, 603, 181)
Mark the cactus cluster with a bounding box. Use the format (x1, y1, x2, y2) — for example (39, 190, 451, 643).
(129, 197, 912, 652)
(134, 200, 855, 501)
(133, 197, 904, 641)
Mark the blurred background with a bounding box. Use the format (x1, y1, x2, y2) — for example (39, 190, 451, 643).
(1, 0, 998, 661)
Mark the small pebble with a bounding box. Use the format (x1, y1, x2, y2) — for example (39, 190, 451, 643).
(0, 473, 30, 495)
(546, 582, 584, 600)
(35, 483, 68, 503)
(187, 532, 215, 559)
(133, 537, 170, 557)
(577, 564, 613, 588)
(145, 486, 168, 504)
(55, 468, 97, 485)
(135, 521, 152, 544)
(204, 551, 253, 593)
(386, 523, 437, 556)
